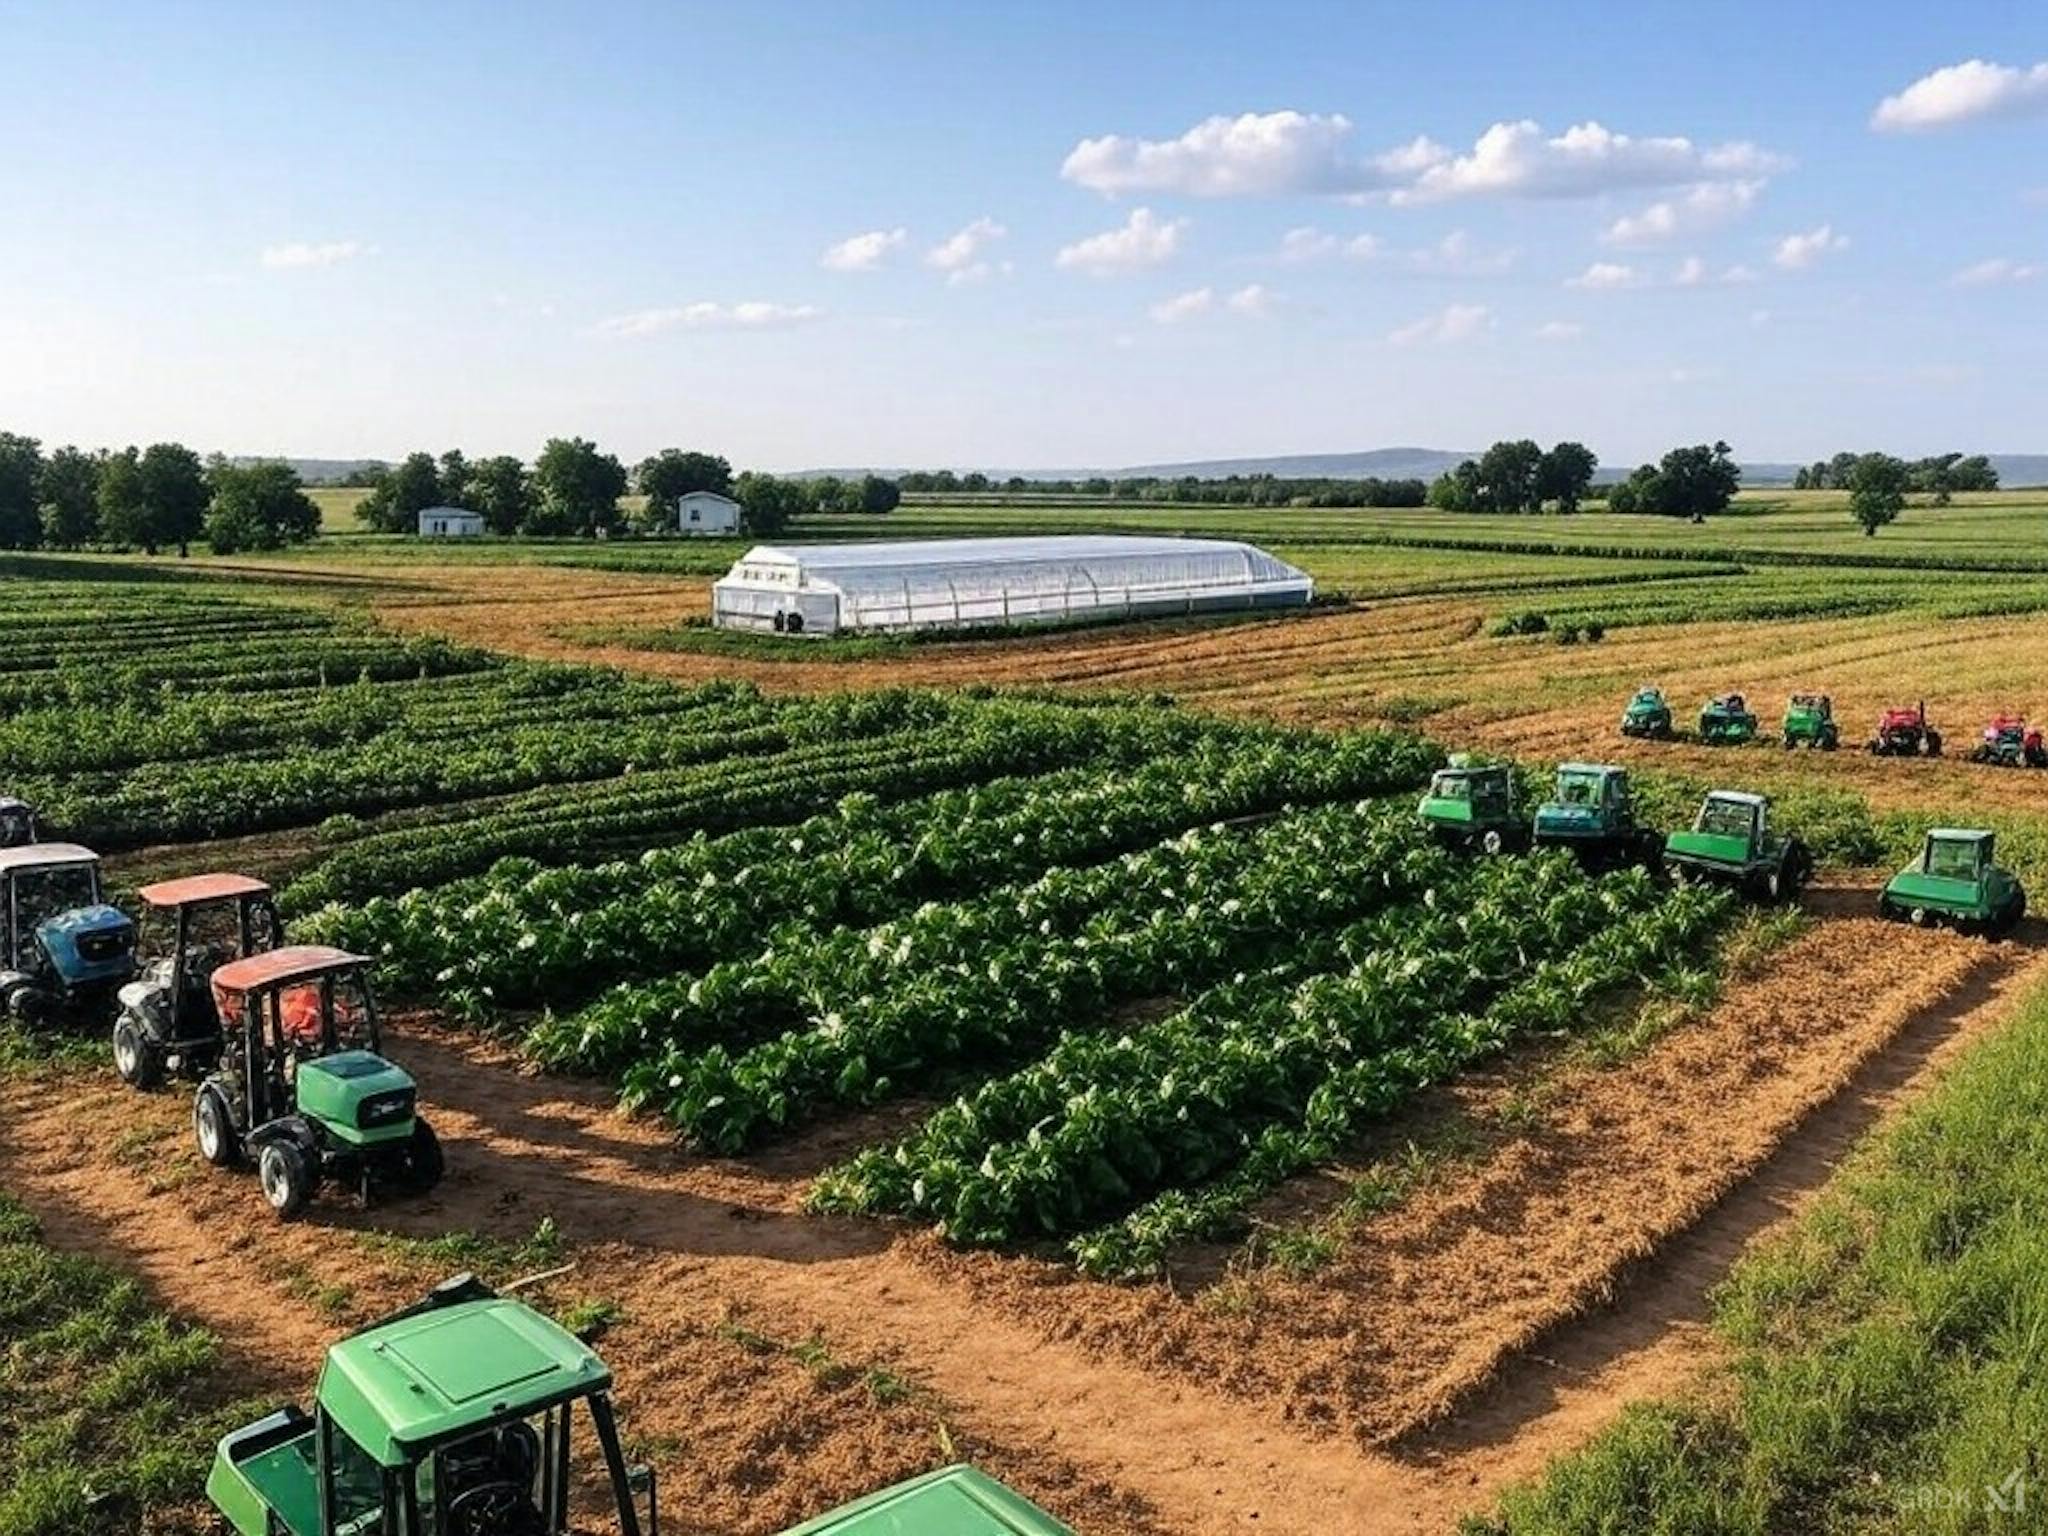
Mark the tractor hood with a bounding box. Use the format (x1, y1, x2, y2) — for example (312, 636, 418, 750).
(779, 1464, 1073, 1535)
(1534, 803, 1599, 836)
(1665, 830, 1751, 865)
(34, 904, 135, 984)
(295, 1051, 417, 1146)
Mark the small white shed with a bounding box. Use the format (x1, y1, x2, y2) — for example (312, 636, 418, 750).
(418, 507, 485, 538)
(675, 490, 741, 535)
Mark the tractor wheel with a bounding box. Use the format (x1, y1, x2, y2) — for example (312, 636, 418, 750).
(193, 1086, 241, 1168)
(1925, 732, 1943, 758)
(112, 1018, 161, 1090)
(1480, 829, 1505, 856)
(1822, 731, 1839, 752)
(1878, 896, 1903, 923)
(258, 1141, 312, 1220)
(400, 1119, 445, 1195)
(2011, 890, 2030, 933)
(1909, 906, 1932, 928)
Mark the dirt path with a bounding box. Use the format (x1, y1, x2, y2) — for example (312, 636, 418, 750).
(3, 914, 2041, 1535)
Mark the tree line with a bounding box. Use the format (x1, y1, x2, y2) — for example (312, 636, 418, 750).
(1426, 441, 1601, 514)
(0, 432, 319, 554)
(357, 442, 902, 537)
(896, 470, 1430, 507)
(1792, 451, 1997, 502)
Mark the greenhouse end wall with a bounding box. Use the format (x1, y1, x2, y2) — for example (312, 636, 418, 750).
(710, 536, 1313, 637)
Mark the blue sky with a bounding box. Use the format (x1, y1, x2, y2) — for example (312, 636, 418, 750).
(2, 0, 2045, 470)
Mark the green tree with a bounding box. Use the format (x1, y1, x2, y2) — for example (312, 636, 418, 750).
(97, 448, 147, 547)
(859, 474, 901, 514)
(533, 437, 627, 537)
(204, 459, 320, 553)
(1848, 452, 1908, 537)
(1476, 439, 1544, 513)
(37, 445, 101, 547)
(1536, 441, 1598, 513)
(468, 455, 534, 534)
(1638, 440, 1740, 521)
(136, 443, 208, 554)
(438, 449, 471, 509)
(356, 452, 443, 533)
(0, 432, 44, 549)
(1427, 459, 1481, 511)
(635, 450, 733, 518)
(733, 471, 813, 535)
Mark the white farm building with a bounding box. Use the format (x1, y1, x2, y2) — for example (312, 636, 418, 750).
(711, 535, 1312, 637)
(417, 507, 484, 538)
(674, 490, 741, 535)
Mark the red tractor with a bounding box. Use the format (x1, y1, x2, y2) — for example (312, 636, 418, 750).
(1972, 714, 2048, 769)
(1868, 702, 1942, 757)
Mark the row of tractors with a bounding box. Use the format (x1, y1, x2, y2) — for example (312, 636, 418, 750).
(1619, 689, 2048, 766)
(1417, 759, 2028, 932)
(0, 800, 1077, 1536)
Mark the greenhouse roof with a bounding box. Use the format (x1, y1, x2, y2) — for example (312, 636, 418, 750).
(744, 535, 1277, 570)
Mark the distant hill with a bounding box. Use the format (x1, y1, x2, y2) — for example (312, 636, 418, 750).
(228, 457, 388, 486)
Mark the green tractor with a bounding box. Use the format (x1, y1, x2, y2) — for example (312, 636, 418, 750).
(1532, 763, 1663, 869)
(193, 945, 442, 1218)
(208, 1273, 1072, 1536)
(1697, 692, 1759, 746)
(1879, 829, 2026, 935)
(1416, 760, 1527, 855)
(1619, 686, 1675, 740)
(1663, 791, 1813, 901)
(1780, 692, 1839, 751)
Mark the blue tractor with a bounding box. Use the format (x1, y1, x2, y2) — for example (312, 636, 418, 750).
(0, 842, 137, 1024)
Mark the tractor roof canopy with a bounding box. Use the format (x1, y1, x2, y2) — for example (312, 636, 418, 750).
(212, 944, 366, 996)
(781, 1464, 1074, 1536)
(1631, 687, 1665, 703)
(1789, 693, 1829, 708)
(1929, 827, 1994, 844)
(138, 872, 271, 909)
(1709, 693, 1747, 709)
(0, 842, 100, 877)
(319, 1295, 611, 1466)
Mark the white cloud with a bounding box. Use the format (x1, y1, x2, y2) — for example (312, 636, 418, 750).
(1055, 207, 1188, 275)
(1603, 180, 1764, 245)
(1408, 229, 1516, 275)
(1872, 59, 2048, 132)
(594, 301, 824, 338)
(1387, 302, 1490, 346)
(1225, 282, 1275, 316)
(1723, 263, 1761, 284)
(925, 217, 1009, 285)
(1533, 320, 1584, 340)
(1952, 256, 2043, 285)
(1277, 226, 1340, 263)
(1567, 261, 1643, 290)
(1396, 120, 1785, 203)
(260, 240, 373, 270)
(1149, 286, 1215, 323)
(1060, 110, 1444, 197)
(1672, 255, 1708, 286)
(1774, 224, 1849, 270)
(821, 228, 907, 271)
(1749, 309, 1772, 328)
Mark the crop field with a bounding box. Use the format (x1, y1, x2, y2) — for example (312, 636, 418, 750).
(3, 499, 2048, 1536)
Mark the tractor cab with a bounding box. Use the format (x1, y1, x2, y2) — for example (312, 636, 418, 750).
(1781, 693, 1839, 750)
(1533, 764, 1661, 868)
(0, 842, 135, 1023)
(1619, 686, 1674, 739)
(1698, 693, 1759, 745)
(1417, 759, 1525, 854)
(194, 945, 441, 1219)
(114, 873, 283, 1088)
(209, 1274, 659, 1536)
(1880, 829, 2026, 934)
(1663, 790, 1812, 900)
(0, 796, 36, 849)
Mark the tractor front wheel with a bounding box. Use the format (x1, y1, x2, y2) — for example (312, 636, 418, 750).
(1480, 829, 1505, 856)
(258, 1141, 313, 1220)
(112, 1018, 161, 1090)
(400, 1119, 445, 1195)
(194, 1087, 241, 1168)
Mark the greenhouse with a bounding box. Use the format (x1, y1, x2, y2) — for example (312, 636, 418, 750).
(711, 535, 1314, 636)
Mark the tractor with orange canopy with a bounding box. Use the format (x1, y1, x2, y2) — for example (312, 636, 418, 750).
(193, 945, 442, 1219)
(113, 872, 283, 1089)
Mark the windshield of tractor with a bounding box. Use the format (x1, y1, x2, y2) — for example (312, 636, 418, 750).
(1429, 772, 1471, 801)
(1926, 839, 1983, 881)
(278, 970, 376, 1054)
(1633, 689, 1663, 707)
(329, 1420, 388, 1532)
(13, 865, 99, 930)
(1696, 798, 1759, 841)
(1554, 769, 1606, 807)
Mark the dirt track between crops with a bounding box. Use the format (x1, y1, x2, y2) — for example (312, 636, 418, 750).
(5, 895, 2044, 1535)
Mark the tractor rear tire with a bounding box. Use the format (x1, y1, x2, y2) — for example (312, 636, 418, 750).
(1925, 733, 1943, 757)
(194, 1086, 241, 1168)
(401, 1119, 444, 1195)
(258, 1141, 312, 1220)
(1480, 829, 1505, 856)
(112, 1018, 161, 1090)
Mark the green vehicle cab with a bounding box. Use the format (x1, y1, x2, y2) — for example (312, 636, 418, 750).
(1780, 692, 1839, 751)
(1416, 760, 1526, 854)
(1663, 791, 1812, 901)
(209, 1274, 1071, 1536)
(1697, 692, 1759, 745)
(1532, 763, 1663, 869)
(1619, 686, 1674, 739)
(1879, 829, 2027, 934)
